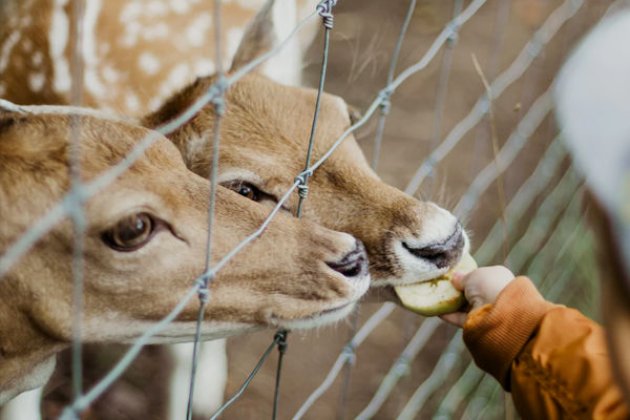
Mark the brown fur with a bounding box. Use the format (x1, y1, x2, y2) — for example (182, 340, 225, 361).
(0, 0, 319, 116)
(144, 73, 464, 286)
(0, 111, 367, 402)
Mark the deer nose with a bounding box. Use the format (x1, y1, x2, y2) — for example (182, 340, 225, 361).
(327, 240, 368, 279)
(403, 224, 465, 269)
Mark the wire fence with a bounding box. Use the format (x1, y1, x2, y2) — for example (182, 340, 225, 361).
(0, 0, 624, 418)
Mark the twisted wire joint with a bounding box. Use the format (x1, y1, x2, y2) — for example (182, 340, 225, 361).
(295, 169, 314, 199)
(378, 88, 393, 115)
(275, 330, 289, 354)
(316, 0, 337, 29)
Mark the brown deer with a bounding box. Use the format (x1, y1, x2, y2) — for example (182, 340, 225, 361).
(0, 106, 370, 406)
(0, 0, 468, 417)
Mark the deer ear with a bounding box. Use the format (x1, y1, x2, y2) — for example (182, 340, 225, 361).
(229, 0, 320, 87)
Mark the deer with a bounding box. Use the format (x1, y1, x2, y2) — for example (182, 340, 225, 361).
(0, 0, 320, 116)
(0, 105, 371, 408)
(0, 0, 469, 417)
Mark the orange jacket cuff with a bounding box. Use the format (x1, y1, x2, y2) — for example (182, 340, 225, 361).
(463, 276, 560, 390)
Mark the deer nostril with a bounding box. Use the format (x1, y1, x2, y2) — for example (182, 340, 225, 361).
(403, 225, 465, 269)
(327, 240, 368, 279)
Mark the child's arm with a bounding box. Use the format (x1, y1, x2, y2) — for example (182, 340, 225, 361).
(442, 267, 629, 419)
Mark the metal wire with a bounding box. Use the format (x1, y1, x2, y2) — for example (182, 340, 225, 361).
(394, 186, 584, 419)
(210, 333, 284, 420)
(272, 330, 289, 420)
(398, 330, 464, 420)
(1, 0, 608, 417)
(454, 89, 553, 217)
(0, 5, 321, 280)
(350, 131, 579, 418)
(404, 0, 585, 196)
(186, 0, 225, 417)
(425, 0, 464, 198)
(355, 318, 441, 419)
(371, 0, 417, 171)
(292, 303, 396, 419)
(69, 0, 86, 402)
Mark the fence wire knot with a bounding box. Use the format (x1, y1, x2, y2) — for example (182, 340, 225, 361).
(295, 169, 313, 199)
(195, 275, 213, 303)
(378, 88, 393, 115)
(446, 21, 460, 45)
(275, 329, 289, 353)
(210, 76, 229, 116)
(342, 343, 357, 366)
(316, 0, 337, 29)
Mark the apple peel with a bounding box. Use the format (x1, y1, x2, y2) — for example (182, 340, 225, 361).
(394, 253, 477, 316)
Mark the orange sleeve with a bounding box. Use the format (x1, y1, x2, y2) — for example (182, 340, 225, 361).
(463, 276, 629, 420)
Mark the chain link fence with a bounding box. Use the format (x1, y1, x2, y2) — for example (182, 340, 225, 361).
(1, 0, 625, 418)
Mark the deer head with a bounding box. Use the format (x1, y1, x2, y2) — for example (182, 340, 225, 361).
(144, 59, 467, 305)
(0, 107, 369, 403)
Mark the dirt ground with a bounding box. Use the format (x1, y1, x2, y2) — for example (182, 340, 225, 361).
(33, 0, 615, 418)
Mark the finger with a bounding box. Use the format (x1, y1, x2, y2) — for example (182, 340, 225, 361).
(440, 312, 468, 327)
(451, 272, 465, 290)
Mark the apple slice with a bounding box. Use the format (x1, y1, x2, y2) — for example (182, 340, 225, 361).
(394, 253, 477, 316)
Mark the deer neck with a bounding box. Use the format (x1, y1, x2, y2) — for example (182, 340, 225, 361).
(0, 277, 64, 404)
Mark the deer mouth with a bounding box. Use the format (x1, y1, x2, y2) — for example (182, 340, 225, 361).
(371, 225, 469, 289)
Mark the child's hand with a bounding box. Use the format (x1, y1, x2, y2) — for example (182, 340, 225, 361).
(440, 266, 515, 327)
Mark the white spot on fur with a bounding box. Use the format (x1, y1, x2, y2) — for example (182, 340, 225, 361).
(186, 13, 213, 47)
(194, 58, 215, 76)
(148, 97, 162, 113)
(138, 52, 161, 75)
(102, 65, 120, 83)
(121, 21, 141, 47)
(143, 23, 169, 41)
(159, 63, 191, 99)
(22, 39, 33, 53)
(120, 2, 143, 24)
(125, 93, 140, 113)
(32, 52, 43, 67)
(146, 0, 168, 16)
(28, 73, 45, 92)
(49, 0, 71, 93)
(169, 0, 201, 14)
(0, 30, 21, 72)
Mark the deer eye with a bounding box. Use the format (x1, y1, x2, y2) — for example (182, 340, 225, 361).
(222, 180, 262, 202)
(102, 213, 156, 252)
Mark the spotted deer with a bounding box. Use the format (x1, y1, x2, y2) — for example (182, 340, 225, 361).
(0, 0, 319, 116)
(0, 105, 370, 407)
(1, 0, 468, 417)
